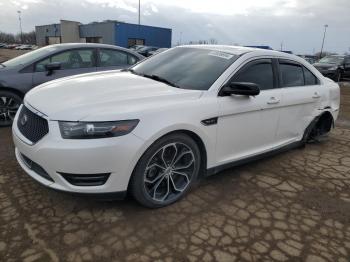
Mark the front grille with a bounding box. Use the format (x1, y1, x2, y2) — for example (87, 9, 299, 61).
(20, 153, 54, 182)
(59, 172, 111, 186)
(17, 106, 49, 143)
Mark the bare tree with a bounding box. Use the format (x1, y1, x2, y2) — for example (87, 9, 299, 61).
(0, 31, 36, 44)
(209, 38, 218, 44)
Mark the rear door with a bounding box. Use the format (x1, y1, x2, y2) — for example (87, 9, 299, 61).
(276, 59, 325, 144)
(97, 48, 139, 71)
(216, 58, 283, 164)
(32, 48, 97, 87)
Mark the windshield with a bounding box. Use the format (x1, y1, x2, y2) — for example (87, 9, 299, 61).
(2, 46, 59, 68)
(138, 46, 154, 52)
(132, 47, 238, 90)
(318, 56, 344, 64)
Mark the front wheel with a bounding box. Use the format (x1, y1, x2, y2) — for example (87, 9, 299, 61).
(0, 91, 22, 127)
(130, 133, 201, 208)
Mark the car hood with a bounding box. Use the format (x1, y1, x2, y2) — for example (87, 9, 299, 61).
(313, 63, 338, 69)
(25, 71, 203, 121)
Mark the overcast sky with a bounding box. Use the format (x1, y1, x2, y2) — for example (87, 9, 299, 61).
(0, 0, 349, 54)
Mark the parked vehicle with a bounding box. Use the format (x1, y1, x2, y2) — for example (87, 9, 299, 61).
(129, 45, 144, 51)
(6, 44, 20, 49)
(0, 43, 7, 48)
(148, 48, 168, 56)
(298, 55, 317, 65)
(137, 46, 159, 57)
(0, 43, 144, 126)
(15, 45, 34, 50)
(12, 46, 339, 208)
(313, 55, 350, 82)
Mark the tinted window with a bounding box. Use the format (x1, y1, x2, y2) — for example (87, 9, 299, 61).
(3, 45, 60, 68)
(233, 61, 274, 90)
(303, 67, 318, 85)
(280, 63, 304, 87)
(99, 49, 128, 67)
(128, 55, 138, 65)
(132, 47, 238, 90)
(35, 49, 94, 72)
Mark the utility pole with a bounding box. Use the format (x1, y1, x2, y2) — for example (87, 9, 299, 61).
(320, 24, 328, 58)
(280, 41, 283, 51)
(180, 32, 182, 45)
(138, 0, 141, 25)
(17, 10, 23, 44)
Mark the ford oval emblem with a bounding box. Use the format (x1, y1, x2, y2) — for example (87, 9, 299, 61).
(20, 114, 28, 126)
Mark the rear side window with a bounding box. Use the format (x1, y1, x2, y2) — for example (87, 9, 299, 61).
(99, 49, 128, 67)
(280, 63, 304, 87)
(303, 67, 319, 85)
(233, 60, 274, 90)
(128, 55, 139, 65)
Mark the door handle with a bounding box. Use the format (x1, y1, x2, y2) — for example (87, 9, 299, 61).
(312, 92, 321, 99)
(267, 97, 280, 104)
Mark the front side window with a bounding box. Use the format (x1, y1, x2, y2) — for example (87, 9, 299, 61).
(303, 67, 319, 85)
(232, 60, 274, 90)
(35, 49, 94, 72)
(344, 57, 350, 65)
(280, 63, 304, 87)
(99, 49, 128, 67)
(132, 47, 238, 90)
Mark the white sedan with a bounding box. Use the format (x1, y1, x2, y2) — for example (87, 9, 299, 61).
(12, 45, 340, 208)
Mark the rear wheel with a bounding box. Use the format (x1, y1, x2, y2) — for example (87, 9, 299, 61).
(0, 91, 22, 127)
(302, 113, 333, 144)
(130, 133, 201, 208)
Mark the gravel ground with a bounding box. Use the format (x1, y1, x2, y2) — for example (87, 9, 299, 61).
(0, 49, 29, 63)
(0, 48, 350, 261)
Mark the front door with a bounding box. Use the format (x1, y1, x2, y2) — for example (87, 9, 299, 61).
(216, 58, 282, 165)
(32, 48, 96, 88)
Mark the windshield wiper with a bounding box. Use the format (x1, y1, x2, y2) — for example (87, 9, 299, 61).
(0, 63, 5, 68)
(142, 74, 180, 88)
(122, 69, 180, 88)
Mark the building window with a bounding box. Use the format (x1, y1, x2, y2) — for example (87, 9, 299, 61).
(128, 38, 145, 48)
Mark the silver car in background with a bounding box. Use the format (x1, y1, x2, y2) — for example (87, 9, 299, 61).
(0, 43, 144, 126)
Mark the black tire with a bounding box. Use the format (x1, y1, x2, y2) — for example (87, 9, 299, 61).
(0, 90, 22, 127)
(130, 133, 201, 208)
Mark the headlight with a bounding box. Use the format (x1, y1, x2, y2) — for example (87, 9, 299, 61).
(328, 66, 338, 70)
(59, 120, 139, 139)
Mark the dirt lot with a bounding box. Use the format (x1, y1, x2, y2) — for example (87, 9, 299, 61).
(0, 49, 29, 63)
(1, 50, 350, 261)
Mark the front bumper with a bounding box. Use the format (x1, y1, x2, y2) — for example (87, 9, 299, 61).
(12, 109, 145, 195)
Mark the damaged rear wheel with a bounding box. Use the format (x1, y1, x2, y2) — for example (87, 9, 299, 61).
(306, 112, 334, 143)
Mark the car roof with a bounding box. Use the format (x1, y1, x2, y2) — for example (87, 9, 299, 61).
(178, 44, 309, 61)
(44, 43, 144, 58)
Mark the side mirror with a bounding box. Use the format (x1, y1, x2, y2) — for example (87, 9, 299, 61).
(220, 82, 260, 96)
(45, 62, 61, 76)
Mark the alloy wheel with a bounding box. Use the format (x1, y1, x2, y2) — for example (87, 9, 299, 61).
(143, 142, 195, 202)
(0, 96, 21, 125)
